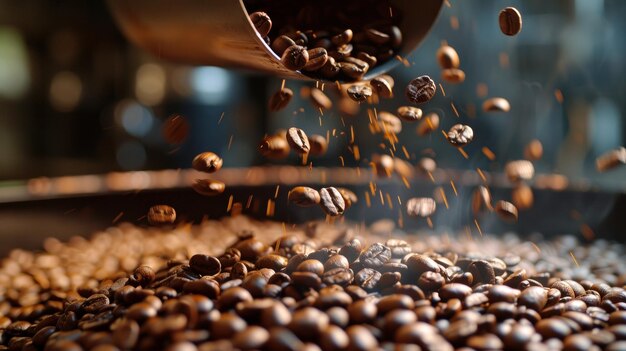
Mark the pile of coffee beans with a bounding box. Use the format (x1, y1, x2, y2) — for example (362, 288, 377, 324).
(245, 0, 404, 81)
(1, 217, 624, 350)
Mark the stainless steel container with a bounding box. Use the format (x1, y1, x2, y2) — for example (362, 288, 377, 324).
(108, 0, 444, 80)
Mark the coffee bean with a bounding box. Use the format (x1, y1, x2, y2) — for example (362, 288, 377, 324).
(370, 75, 393, 99)
(518, 286, 548, 311)
(354, 268, 381, 290)
(281, 45, 309, 71)
(211, 313, 247, 340)
(308, 134, 328, 156)
(340, 61, 368, 81)
(189, 255, 221, 276)
(405, 76, 436, 104)
(286, 127, 310, 154)
(192, 152, 223, 174)
(249, 12, 272, 37)
(447, 124, 474, 146)
(266, 327, 304, 351)
(436, 45, 460, 69)
(148, 205, 176, 225)
(417, 271, 445, 291)
(324, 255, 350, 271)
(471, 185, 493, 215)
(297, 259, 324, 276)
(495, 201, 519, 222)
(291, 271, 322, 289)
(396, 106, 423, 122)
(441, 68, 465, 84)
(319, 187, 346, 216)
(336, 188, 357, 210)
(406, 197, 437, 218)
(310, 88, 333, 110)
(356, 52, 377, 68)
(162, 114, 189, 144)
(257, 254, 288, 271)
(346, 85, 372, 102)
(320, 325, 349, 351)
(320, 57, 341, 78)
(359, 243, 391, 268)
(112, 319, 139, 349)
(289, 307, 329, 340)
(596, 147, 626, 172)
(233, 326, 270, 350)
(191, 179, 226, 196)
(346, 325, 379, 351)
(288, 187, 321, 207)
(372, 153, 395, 177)
(416, 112, 440, 136)
(482, 97, 511, 112)
(271, 35, 296, 56)
(469, 260, 496, 285)
(512, 183, 534, 210)
(440, 283, 473, 301)
(523, 139, 544, 161)
(499, 7, 523, 36)
(505, 160, 535, 182)
(82, 294, 110, 313)
(331, 29, 353, 46)
(303, 48, 329, 72)
(322, 267, 353, 287)
(269, 88, 294, 112)
(259, 134, 290, 159)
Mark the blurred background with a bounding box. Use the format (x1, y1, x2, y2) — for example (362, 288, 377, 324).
(0, 0, 624, 186)
(1, 0, 626, 247)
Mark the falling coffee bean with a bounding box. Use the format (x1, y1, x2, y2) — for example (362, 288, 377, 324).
(268, 88, 294, 112)
(191, 179, 226, 196)
(504, 160, 535, 183)
(303, 48, 329, 71)
(499, 7, 523, 36)
(596, 147, 626, 172)
(288, 187, 321, 207)
(162, 114, 189, 144)
(281, 45, 309, 71)
(249, 12, 272, 38)
(346, 85, 372, 102)
(337, 188, 358, 209)
(259, 135, 290, 159)
(286, 127, 310, 154)
(319, 187, 346, 216)
(495, 200, 518, 222)
(406, 197, 437, 217)
(192, 152, 223, 174)
(308, 134, 328, 156)
(405, 75, 436, 104)
(471, 186, 493, 215)
(371, 154, 395, 178)
(396, 106, 423, 122)
(376, 111, 402, 134)
(524, 139, 543, 161)
(483, 97, 511, 112)
(370, 75, 394, 99)
(447, 124, 474, 146)
(512, 183, 533, 210)
(310, 88, 333, 110)
(417, 112, 440, 136)
(441, 68, 465, 84)
(148, 205, 176, 225)
(436, 45, 460, 69)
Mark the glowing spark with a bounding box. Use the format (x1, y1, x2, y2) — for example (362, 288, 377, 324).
(274, 185, 280, 199)
(440, 187, 449, 209)
(218, 112, 225, 125)
(474, 219, 483, 237)
(569, 252, 580, 267)
(451, 102, 459, 117)
(482, 147, 496, 161)
(476, 168, 487, 183)
(450, 180, 458, 196)
(227, 195, 234, 211)
(439, 83, 446, 97)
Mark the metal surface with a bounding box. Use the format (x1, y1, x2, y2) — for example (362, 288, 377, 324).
(107, 0, 444, 81)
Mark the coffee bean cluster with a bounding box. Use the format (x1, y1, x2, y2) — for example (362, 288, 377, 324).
(1, 217, 625, 350)
(246, 0, 404, 82)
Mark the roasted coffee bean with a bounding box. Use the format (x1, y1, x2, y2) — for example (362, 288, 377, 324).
(249, 12, 272, 37)
(346, 85, 372, 102)
(596, 147, 626, 172)
(441, 68, 465, 84)
(406, 254, 441, 276)
(436, 45, 460, 69)
(365, 28, 390, 45)
(359, 243, 391, 269)
(191, 179, 226, 196)
(320, 324, 349, 351)
(354, 268, 381, 290)
(271, 35, 296, 56)
(259, 134, 290, 159)
(416, 112, 439, 136)
(286, 127, 310, 154)
(339, 239, 363, 263)
(289, 307, 328, 340)
(281, 45, 309, 71)
(483, 97, 511, 112)
(385, 239, 411, 258)
(524, 139, 544, 161)
(505, 160, 534, 182)
(192, 152, 223, 174)
(303, 48, 329, 71)
(324, 255, 350, 271)
(512, 183, 534, 210)
(340, 61, 368, 81)
(472, 186, 493, 214)
(337, 188, 357, 209)
(396, 106, 423, 122)
(356, 52, 377, 68)
(322, 268, 353, 286)
(189, 254, 221, 276)
(308, 134, 328, 156)
(269, 88, 294, 112)
(331, 29, 353, 46)
(519, 286, 548, 311)
(288, 187, 321, 207)
(162, 114, 189, 144)
(347, 325, 379, 351)
(495, 201, 519, 222)
(417, 271, 445, 291)
(499, 7, 523, 36)
(405, 76, 436, 104)
(370, 75, 393, 99)
(310, 88, 333, 110)
(406, 197, 436, 217)
(148, 205, 176, 225)
(469, 260, 496, 285)
(319, 187, 346, 216)
(291, 271, 322, 288)
(297, 259, 324, 276)
(447, 124, 474, 146)
(371, 154, 395, 179)
(131, 265, 155, 286)
(394, 157, 413, 181)
(320, 57, 341, 78)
